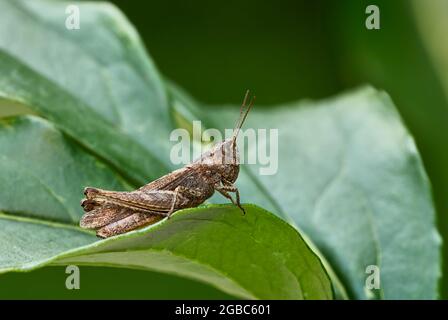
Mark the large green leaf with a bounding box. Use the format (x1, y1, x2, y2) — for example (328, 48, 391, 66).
(1, 204, 332, 300)
(0, 0, 171, 184)
(172, 85, 442, 299)
(54, 204, 333, 300)
(0, 116, 128, 223)
(0, 0, 440, 300)
(326, 1, 448, 298)
(0, 116, 332, 299)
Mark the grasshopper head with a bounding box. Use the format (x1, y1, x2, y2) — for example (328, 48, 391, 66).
(193, 90, 254, 184)
(218, 138, 241, 183)
(194, 138, 240, 182)
(215, 138, 240, 183)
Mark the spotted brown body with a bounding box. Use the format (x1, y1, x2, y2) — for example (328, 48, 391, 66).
(80, 91, 255, 238)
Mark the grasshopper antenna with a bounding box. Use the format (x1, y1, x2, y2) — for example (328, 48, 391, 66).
(233, 90, 255, 140)
(232, 90, 249, 132)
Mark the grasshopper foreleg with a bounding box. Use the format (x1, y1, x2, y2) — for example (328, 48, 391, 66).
(214, 183, 245, 215)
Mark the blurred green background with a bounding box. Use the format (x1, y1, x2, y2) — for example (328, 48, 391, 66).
(2, 0, 447, 299)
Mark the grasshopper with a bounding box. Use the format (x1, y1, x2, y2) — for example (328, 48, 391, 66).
(80, 91, 255, 238)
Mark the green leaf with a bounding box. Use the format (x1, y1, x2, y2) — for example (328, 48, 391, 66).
(0, 116, 332, 299)
(0, 0, 172, 184)
(0, 0, 440, 300)
(0, 116, 128, 224)
(1, 204, 333, 300)
(326, 1, 448, 298)
(172, 85, 442, 299)
(55, 204, 333, 300)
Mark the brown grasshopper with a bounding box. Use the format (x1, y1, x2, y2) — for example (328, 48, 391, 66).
(80, 91, 255, 238)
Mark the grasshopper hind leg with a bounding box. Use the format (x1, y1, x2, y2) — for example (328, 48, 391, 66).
(96, 212, 163, 238)
(80, 187, 164, 238)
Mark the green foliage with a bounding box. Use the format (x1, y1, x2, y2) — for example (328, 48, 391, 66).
(330, 0, 448, 297)
(172, 85, 441, 299)
(0, 0, 441, 299)
(0, 121, 330, 299)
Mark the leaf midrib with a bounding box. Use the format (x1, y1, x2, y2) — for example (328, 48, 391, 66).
(0, 211, 92, 235)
